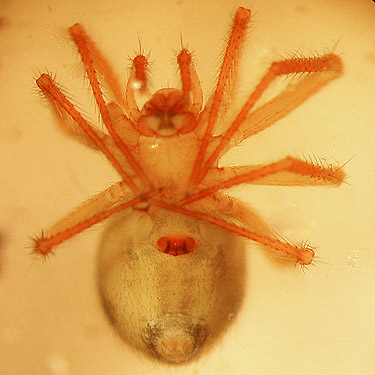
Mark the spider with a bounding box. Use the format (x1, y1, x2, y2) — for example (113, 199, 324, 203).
(33, 7, 345, 364)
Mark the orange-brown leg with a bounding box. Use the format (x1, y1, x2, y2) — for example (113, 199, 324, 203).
(36, 74, 138, 192)
(125, 53, 149, 122)
(197, 53, 343, 185)
(152, 200, 314, 265)
(186, 192, 274, 238)
(68, 23, 127, 109)
(180, 156, 345, 207)
(218, 56, 343, 155)
(171, 156, 345, 264)
(177, 48, 203, 117)
(189, 7, 251, 188)
(34, 190, 158, 256)
(69, 24, 151, 190)
(33, 182, 131, 255)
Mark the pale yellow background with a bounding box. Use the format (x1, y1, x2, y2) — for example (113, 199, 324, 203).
(1, 0, 375, 374)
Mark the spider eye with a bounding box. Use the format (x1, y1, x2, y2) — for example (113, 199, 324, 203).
(157, 235, 196, 256)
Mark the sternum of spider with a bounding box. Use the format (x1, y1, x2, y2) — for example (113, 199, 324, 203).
(137, 132, 200, 196)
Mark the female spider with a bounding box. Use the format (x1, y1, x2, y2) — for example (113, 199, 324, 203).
(34, 7, 345, 364)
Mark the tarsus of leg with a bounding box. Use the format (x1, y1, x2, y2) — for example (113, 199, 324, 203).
(34, 190, 158, 256)
(69, 24, 151, 190)
(196, 53, 343, 185)
(188, 7, 251, 189)
(179, 157, 345, 207)
(36, 74, 138, 193)
(152, 200, 314, 265)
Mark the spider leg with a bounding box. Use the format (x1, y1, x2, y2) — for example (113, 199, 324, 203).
(177, 49, 203, 117)
(186, 192, 273, 237)
(197, 53, 343, 184)
(189, 7, 251, 188)
(41, 181, 131, 243)
(36, 74, 138, 192)
(125, 54, 148, 122)
(34, 190, 158, 256)
(152, 200, 314, 265)
(37, 77, 109, 151)
(69, 24, 151, 190)
(173, 156, 345, 264)
(179, 157, 345, 208)
(221, 61, 343, 152)
(106, 102, 141, 148)
(68, 23, 127, 109)
(187, 193, 301, 262)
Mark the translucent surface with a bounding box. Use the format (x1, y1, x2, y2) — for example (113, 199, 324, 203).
(97, 210, 246, 364)
(1, 0, 375, 374)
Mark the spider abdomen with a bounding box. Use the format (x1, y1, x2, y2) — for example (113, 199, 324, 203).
(97, 210, 246, 363)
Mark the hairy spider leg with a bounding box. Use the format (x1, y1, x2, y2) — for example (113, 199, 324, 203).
(180, 157, 345, 207)
(189, 7, 251, 189)
(33, 25, 160, 256)
(174, 27, 343, 265)
(227, 57, 343, 150)
(36, 74, 138, 192)
(34, 153, 343, 258)
(46, 181, 131, 236)
(68, 24, 127, 109)
(177, 48, 203, 117)
(152, 200, 314, 265)
(197, 53, 343, 185)
(34, 29, 206, 256)
(186, 192, 275, 240)
(34, 191, 158, 256)
(177, 49, 192, 100)
(125, 44, 204, 126)
(34, 10, 345, 264)
(125, 54, 149, 122)
(161, 156, 345, 264)
(69, 24, 151, 190)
